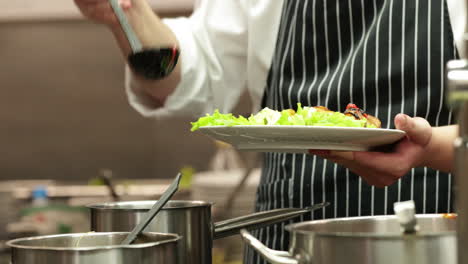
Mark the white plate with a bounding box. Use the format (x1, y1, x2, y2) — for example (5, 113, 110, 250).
(198, 125, 406, 152)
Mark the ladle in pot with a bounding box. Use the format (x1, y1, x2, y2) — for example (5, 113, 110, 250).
(108, 0, 179, 79)
(121, 173, 182, 245)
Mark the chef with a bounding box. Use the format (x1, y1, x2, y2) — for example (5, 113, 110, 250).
(74, 0, 462, 263)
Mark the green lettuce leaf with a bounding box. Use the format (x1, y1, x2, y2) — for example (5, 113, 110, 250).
(191, 103, 375, 131)
(190, 110, 249, 131)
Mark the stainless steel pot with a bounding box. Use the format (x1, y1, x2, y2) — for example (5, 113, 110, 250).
(88, 200, 326, 264)
(241, 214, 457, 264)
(7, 232, 179, 264)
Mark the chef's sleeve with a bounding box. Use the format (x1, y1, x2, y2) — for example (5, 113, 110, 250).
(125, 0, 248, 119)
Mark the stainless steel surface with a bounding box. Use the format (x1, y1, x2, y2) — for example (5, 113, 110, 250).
(7, 232, 179, 264)
(122, 173, 181, 245)
(241, 229, 297, 264)
(90, 200, 213, 264)
(241, 214, 456, 264)
(446, 47, 468, 264)
(213, 202, 328, 239)
(89, 200, 321, 264)
(454, 105, 468, 264)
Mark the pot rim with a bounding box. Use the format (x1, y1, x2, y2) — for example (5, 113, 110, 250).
(285, 214, 457, 238)
(87, 200, 213, 211)
(6, 232, 180, 251)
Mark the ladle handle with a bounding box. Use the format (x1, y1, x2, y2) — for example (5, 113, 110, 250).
(121, 173, 182, 245)
(108, 0, 142, 52)
(213, 202, 329, 240)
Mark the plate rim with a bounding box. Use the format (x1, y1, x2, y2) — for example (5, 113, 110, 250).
(198, 125, 406, 134)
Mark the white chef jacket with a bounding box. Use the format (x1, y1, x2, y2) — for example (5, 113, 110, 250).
(125, 0, 466, 119)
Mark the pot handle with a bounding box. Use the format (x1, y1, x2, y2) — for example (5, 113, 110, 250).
(240, 229, 298, 264)
(213, 202, 328, 240)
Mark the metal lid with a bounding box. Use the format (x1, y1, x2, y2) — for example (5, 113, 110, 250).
(285, 214, 456, 238)
(7, 232, 180, 251)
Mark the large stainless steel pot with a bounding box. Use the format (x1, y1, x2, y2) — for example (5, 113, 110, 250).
(89, 200, 326, 264)
(7, 232, 179, 264)
(241, 214, 457, 264)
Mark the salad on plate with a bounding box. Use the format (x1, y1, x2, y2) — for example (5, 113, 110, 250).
(191, 103, 381, 131)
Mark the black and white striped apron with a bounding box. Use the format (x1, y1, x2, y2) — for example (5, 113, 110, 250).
(245, 0, 457, 263)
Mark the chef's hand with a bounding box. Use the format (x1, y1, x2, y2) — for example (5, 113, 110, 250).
(74, 0, 132, 27)
(309, 114, 433, 188)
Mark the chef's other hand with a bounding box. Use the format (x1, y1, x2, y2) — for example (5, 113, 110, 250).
(309, 114, 432, 188)
(74, 0, 132, 27)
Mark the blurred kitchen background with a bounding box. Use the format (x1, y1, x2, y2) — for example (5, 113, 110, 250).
(0, 1, 258, 263)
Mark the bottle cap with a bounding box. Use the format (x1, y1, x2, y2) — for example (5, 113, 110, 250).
(32, 186, 48, 199)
